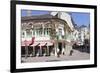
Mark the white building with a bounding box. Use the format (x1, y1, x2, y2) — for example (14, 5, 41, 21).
(21, 12, 75, 57)
(76, 25, 90, 45)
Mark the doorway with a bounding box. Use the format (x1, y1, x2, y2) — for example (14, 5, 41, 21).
(58, 42, 62, 54)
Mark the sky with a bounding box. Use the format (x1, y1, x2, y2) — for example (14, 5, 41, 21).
(70, 12, 90, 27)
(21, 10, 90, 27)
(21, 10, 50, 16)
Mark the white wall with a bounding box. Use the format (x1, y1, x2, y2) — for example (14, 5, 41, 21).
(0, 0, 99, 73)
(60, 12, 74, 31)
(51, 12, 74, 31)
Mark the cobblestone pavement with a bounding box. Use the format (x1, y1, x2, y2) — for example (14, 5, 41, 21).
(21, 49, 90, 63)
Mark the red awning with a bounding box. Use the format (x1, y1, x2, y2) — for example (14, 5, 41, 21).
(39, 43, 46, 46)
(32, 43, 39, 46)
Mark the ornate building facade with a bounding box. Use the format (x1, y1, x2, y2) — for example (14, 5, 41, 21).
(21, 12, 74, 57)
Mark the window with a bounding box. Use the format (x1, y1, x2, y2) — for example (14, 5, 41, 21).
(59, 29, 62, 35)
(44, 28, 48, 36)
(47, 28, 49, 35)
(33, 29, 35, 36)
(46, 28, 51, 36)
(26, 29, 32, 38)
(35, 28, 43, 36)
(44, 28, 46, 36)
(39, 28, 42, 36)
(22, 31, 25, 38)
(36, 29, 39, 36)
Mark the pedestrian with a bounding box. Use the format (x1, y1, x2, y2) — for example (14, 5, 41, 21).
(69, 50, 73, 56)
(57, 49, 60, 57)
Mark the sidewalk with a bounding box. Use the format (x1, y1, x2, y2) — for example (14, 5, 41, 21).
(21, 49, 90, 63)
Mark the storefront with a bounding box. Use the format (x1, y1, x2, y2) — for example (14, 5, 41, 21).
(21, 40, 54, 57)
(21, 12, 74, 57)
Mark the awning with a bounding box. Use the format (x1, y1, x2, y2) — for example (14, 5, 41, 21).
(32, 43, 40, 46)
(47, 42, 53, 46)
(21, 42, 25, 46)
(21, 41, 31, 46)
(21, 41, 54, 46)
(21, 41, 39, 46)
(39, 43, 46, 46)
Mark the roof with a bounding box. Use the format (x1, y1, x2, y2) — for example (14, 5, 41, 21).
(21, 13, 73, 32)
(21, 14, 57, 21)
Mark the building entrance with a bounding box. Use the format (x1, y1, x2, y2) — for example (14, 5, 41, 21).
(58, 42, 62, 54)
